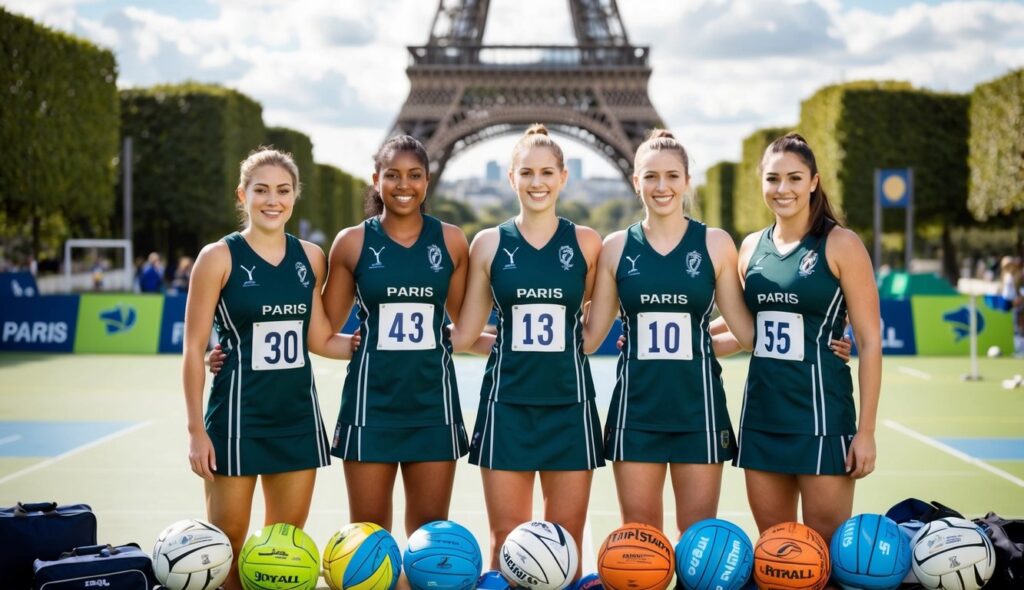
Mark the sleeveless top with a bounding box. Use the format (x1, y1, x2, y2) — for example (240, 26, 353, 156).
(479, 217, 595, 405)
(206, 232, 322, 438)
(340, 215, 461, 428)
(608, 220, 731, 434)
(741, 225, 855, 436)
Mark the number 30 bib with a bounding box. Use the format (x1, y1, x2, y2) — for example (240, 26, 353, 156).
(252, 320, 306, 371)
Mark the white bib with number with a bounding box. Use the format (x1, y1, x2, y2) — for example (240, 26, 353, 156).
(754, 310, 804, 361)
(511, 304, 566, 352)
(636, 312, 693, 360)
(378, 303, 436, 350)
(252, 320, 306, 371)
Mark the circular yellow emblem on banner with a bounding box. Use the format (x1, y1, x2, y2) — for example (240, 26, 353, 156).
(882, 175, 907, 202)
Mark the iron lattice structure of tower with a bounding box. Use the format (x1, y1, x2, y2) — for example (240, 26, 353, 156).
(388, 0, 664, 185)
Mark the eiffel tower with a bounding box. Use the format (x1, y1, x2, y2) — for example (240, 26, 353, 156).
(388, 0, 664, 185)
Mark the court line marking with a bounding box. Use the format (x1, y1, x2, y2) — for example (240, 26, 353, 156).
(896, 366, 931, 380)
(0, 421, 153, 487)
(0, 434, 22, 446)
(884, 419, 1024, 488)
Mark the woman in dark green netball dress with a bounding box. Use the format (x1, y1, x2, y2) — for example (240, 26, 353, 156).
(450, 125, 603, 588)
(735, 133, 881, 547)
(321, 136, 473, 539)
(183, 149, 355, 590)
(581, 130, 754, 541)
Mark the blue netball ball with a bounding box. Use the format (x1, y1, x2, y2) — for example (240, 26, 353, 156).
(404, 520, 482, 590)
(830, 514, 911, 590)
(675, 519, 753, 590)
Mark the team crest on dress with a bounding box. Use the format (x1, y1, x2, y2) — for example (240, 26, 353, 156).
(798, 250, 818, 277)
(295, 261, 310, 287)
(368, 246, 385, 269)
(625, 254, 641, 276)
(720, 429, 730, 449)
(685, 251, 701, 277)
(558, 245, 574, 270)
(427, 244, 443, 272)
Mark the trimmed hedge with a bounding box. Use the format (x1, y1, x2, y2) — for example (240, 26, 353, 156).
(799, 81, 970, 235)
(318, 163, 370, 235)
(734, 127, 791, 236)
(700, 161, 737, 238)
(266, 127, 319, 237)
(969, 69, 1024, 221)
(119, 83, 265, 257)
(0, 8, 120, 255)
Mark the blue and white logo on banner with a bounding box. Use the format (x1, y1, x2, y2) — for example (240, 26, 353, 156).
(877, 168, 912, 209)
(0, 271, 39, 298)
(846, 299, 916, 356)
(0, 295, 80, 352)
(159, 294, 187, 353)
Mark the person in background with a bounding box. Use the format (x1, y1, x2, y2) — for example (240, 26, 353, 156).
(139, 252, 165, 293)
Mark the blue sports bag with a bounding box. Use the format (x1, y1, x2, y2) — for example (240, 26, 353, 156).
(32, 543, 157, 590)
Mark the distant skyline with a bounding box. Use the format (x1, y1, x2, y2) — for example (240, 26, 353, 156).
(5, 0, 1024, 184)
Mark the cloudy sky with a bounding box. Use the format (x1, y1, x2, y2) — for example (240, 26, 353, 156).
(5, 0, 1024, 185)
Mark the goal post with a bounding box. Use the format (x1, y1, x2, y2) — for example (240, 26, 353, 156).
(64, 238, 134, 293)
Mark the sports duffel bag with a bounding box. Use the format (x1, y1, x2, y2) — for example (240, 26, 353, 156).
(32, 543, 157, 590)
(973, 512, 1024, 589)
(0, 502, 97, 590)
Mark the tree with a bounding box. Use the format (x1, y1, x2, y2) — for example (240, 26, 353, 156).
(0, 8, 120, 258)
(968, 68, 1024, 254)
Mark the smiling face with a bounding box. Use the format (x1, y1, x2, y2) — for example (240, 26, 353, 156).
(509, 145, 567, 215)
(761, 150, 819, 223)
(237, 164, 296, 232)
(633, 149, 690, 219)
(373, 150, 429, 217)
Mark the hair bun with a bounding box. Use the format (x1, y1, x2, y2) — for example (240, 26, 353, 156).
(783, 132, 808, 144)
(645, 128, 675, 141)
(525, 123, 550, 137)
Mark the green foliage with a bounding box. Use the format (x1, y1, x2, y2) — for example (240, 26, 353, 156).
(969, 69, 1024, 221)
(734, 127, 791, 236)
(266, 127, 319, 236)
(429, 196, 478, 227)
(312, 164, 369, 244)
(0, 7, 120, 256)
(589, 198, 643, 237)
(557, 200, 591, 228)
(798, 81, 969, 234)
(119, 82, 266, 257)
(699, 161, 737, 237)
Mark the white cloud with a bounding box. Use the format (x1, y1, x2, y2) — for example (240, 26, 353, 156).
(5, 0, 1024, 187)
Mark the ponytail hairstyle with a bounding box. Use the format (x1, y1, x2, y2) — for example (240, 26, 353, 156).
(365, 135, 430, 217)
(509, 124, 565, 171)
(760, 133, 842, 238)
(634, 128, 691, 177)
(236, 146, 301, 226)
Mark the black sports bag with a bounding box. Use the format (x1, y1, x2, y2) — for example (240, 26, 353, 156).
(32, 543, 157, 590)
(973, 512, 1024, 589)
(0, 502, 97, 590)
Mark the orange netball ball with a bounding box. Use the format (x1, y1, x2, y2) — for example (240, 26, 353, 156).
(597, 523, 675, 590)
(753, 522, 830, 590)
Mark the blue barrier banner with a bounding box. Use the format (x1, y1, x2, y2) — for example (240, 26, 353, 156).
(159, 294, 187, 353)
(846, 299, 916, 356)
(0, 295, 80, 352)
(0, 271, 39, 298)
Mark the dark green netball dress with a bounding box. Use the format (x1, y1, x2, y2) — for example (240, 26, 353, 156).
(206, 232, 330, 476)
(605, 220, 736, 463)
(332, 215, 468, 462)
(468, 218, 604, 471)
(736, 225, 855, 475)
